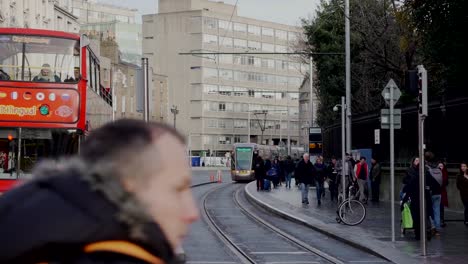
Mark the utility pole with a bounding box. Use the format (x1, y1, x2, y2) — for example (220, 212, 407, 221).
(309, 56, 314, 127)
(171, 105, 179, 129)
(142, 57, 150, 122)
(345, 0, 352, 153)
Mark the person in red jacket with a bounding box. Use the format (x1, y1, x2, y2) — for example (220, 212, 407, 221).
(355, 157, 369, 203)
(457, 162, 468, 226)
(438, 161, 449, 227)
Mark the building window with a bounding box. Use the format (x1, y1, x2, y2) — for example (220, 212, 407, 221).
(233, 87, 248, 97)
(262, 27, 274, 37)
(203, 17, 218, 30)
(261, 58, 275, 68)
(203, 34, 218, 45)
(247, 56, 255, 65)
(219, 54, 233, 64)
(248, 25, 261, 36)
(219, 85, 232, 95)
(220, 37, 233, 47)
(233, 22, 247, 33)
(208, 119, 217, 128)
(276, 30, 288, 40)
(247, 40, 261, 50)
(288, 32, 298, 42)
(262, 43, 274, 52)
(290, 93, 299, 100)
(289, 62, 300, 72)
(218, 136, 231, 144)
(219, 69, 233, 81)
(275, 45, 287, 53)
(219, 20, 232, 31)
(248, 90, 255, 97)
(276, 60, 288, 70)
(203, 68, 218, 79)
(233, 38, 247, 49)
(218, 119, 226, 128)
(203, 84, 218, 94)
(234, 120, 248, 128)
(219, 103, 226, 111)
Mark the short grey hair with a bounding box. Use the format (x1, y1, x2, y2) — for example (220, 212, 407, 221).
(33, 119, 186, 241)
(303, 153, 310, 158)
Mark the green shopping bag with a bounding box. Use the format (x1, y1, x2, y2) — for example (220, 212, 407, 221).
(402, 202, 413, 229)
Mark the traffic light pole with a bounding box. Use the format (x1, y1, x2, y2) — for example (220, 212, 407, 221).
(417, 65, 428, 256)
(16, 128, 21, 179)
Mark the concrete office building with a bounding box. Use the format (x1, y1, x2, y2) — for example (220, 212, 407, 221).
(0, 0, 79, 33)
(143, 0, 306, 156)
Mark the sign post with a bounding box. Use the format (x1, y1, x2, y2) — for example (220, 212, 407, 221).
(381, 79, 401, 243)
(374, 129, 380, 144)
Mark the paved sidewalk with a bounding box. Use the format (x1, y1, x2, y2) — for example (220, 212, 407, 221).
(245, 181, 468, 264)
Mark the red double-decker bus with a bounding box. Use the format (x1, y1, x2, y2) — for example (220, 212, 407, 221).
(0, 28, 111, 191)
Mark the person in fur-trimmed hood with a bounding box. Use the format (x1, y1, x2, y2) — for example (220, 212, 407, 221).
(0, 119, 199, 264)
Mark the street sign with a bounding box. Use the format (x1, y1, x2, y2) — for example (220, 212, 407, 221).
(381, 79, 401, 106)
(374, 129, 380, 144)
(381, 109, 401, 129)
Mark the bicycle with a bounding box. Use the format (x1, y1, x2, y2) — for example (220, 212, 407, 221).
(336, 181, 366, 226)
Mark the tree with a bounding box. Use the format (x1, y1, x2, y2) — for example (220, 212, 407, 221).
(405, 0, 468, 96)
(300, 0, 419, 127)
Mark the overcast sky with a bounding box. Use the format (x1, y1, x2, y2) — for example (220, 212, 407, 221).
(96, 0, 320, 26)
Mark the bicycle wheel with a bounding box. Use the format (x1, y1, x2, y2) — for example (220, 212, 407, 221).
(339, 199, 366, 226)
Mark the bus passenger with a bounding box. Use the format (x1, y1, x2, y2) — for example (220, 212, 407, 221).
(64, 67, 81, 82)
(33, 63, 61, 82)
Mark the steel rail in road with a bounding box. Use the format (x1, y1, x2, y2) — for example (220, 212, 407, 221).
(201, 184, 257, 264)
(201, 183, 342, 264)
(233, 188, 344, 264)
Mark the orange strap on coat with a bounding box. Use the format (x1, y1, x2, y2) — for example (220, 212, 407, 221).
(84, 240, 164, 264)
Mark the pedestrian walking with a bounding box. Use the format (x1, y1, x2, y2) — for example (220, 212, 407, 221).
(355, 157, 369, 203)
(295, 153, 316, 204)
(344, 153, 356, 199)
(403, 157, 434, 240)
(0, 119, 199, 263)
(270, 158, 281, 188)
(284, 156, 295, 189)
(456, 162, 468, 226)
(314, 156, 326, 206)
(438, 161, 449, 227)
(327, 157, 339, 201)
(370, 158, 382, 202)
(425, 151, 442, 236)
(254, 156, 265, 191)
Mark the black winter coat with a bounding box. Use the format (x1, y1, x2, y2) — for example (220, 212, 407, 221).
(254, 159, 266, 180)
(294, 160, 316, 185)
(0, 172, 179, 264)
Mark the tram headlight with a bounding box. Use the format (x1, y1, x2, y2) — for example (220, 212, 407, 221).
(236, 170, 240, 174)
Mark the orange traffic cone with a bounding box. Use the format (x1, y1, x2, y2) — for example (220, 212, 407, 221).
(210, 172, 214, 182)
(217, 170, 222, 183)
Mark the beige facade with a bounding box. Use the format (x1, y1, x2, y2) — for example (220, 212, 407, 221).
(0, 0, 79, 33)
(68, 0, 137, 24)
(298, 75, 319, 150)
(144, 0, 307, 156)
(100, 40, 169, 123)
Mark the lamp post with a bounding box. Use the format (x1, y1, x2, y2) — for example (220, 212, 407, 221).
(334, 96, 346, 200)
(170, 105, 179, 129)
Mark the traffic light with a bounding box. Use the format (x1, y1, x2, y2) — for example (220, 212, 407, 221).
(417, 66, 428, 116)
(7, 134, 13, 141)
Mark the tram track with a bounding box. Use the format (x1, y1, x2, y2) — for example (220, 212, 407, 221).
(202, 183, 342, 264)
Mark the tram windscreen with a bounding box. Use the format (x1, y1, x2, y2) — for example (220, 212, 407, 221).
(235, 147, 253, 170)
